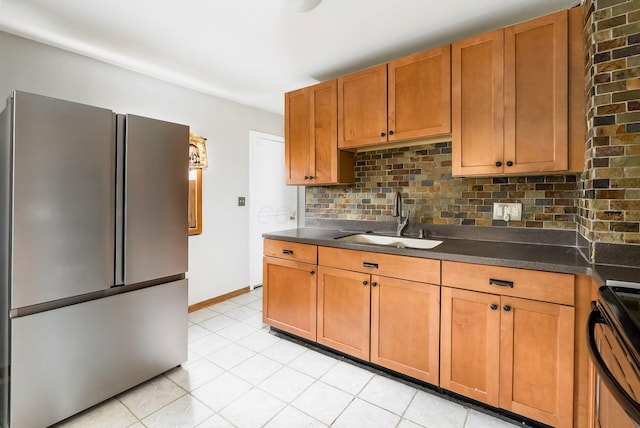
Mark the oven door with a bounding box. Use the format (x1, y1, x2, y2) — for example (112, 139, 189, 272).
(588, 306, 640, 428)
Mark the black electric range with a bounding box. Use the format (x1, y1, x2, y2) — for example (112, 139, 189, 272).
(588, 280, 640, 426)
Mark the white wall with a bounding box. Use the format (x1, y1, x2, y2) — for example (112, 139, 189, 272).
(0, 31, 284, 305)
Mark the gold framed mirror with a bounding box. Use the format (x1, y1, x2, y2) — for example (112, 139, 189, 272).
(188, 168, 202, 235)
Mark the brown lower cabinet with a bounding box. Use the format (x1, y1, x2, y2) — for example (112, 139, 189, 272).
(262, 256, 317, 341)
(316, 265, 440, 384)
(440, 287, 501, 405)
(440, 286, 575, 428)
(316, 266, 371, 359)
(370, 275, 440, 383)
(262, 240, 585, 427)
(316, 246, 441, 383)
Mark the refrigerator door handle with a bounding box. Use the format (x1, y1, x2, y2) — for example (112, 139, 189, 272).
(114, 114, 126, 286)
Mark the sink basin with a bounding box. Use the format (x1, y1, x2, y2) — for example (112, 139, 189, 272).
(336, 234, 443, 250)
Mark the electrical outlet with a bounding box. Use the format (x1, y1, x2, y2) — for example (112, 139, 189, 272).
(492, 202, 522, 221)
(238, 197, 246, 206)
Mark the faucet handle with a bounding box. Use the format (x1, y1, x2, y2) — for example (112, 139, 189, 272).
(418, 229, 424, 239)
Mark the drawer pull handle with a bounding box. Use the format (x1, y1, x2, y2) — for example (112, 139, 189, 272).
(363, 262, 378, 269)
(282, 249, 294, 255)
(489, 278, 513, 288)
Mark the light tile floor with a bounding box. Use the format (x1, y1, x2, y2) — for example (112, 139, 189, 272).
(55, 287, 523, 428)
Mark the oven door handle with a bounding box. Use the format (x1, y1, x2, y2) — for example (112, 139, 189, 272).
(587, 308, 640, 422)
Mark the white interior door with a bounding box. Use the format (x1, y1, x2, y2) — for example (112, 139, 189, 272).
(249, 131, 297, 288)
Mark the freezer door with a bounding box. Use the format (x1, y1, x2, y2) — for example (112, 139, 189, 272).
(123, 115, 188, 285)
(11, 91, 115, 309)
(10, 279, 188, 428)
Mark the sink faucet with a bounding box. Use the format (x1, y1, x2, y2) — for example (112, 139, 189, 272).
(392, 191, 410, 236)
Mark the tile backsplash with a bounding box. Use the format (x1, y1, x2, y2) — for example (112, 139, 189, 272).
(305, 142, 579, 230)
(580, 0, 640, 251)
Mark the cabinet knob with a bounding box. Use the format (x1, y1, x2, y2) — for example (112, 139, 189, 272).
(503, 305, 512, 312)
(371, 282, 378, 287)
(362, 280, 368, 286)
(380, 132, 386, 137)
(495, 161, 502, 167)
(388, 130, 394, 135)
(490, 303, 498, 311)
(304, 176, 310, 180)
(310, 270, 315, 275)
(506, 161, 513, 167)
(308, 175, 314, 179)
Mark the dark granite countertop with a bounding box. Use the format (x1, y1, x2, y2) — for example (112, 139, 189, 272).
(262, 224, 640, 283)
(263, 227, 592, 275)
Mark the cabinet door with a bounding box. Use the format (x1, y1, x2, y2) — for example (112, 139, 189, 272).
(310, 80, 344, 184)
(263, 257, 317, 341)
(500, 296, 574, 427)
(388, 45, 451, 141)
(440, 287, 500, 406)
(451, 29, 504, 177)
(503, 10, 568, 174)
(317, 266, 371, 360)
(284, 87, 311, 184)
(371, 276, 440, 383)
(338, 64, 388, 149)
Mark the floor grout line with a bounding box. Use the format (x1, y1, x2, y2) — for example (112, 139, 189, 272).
(57, 290, 522, 428)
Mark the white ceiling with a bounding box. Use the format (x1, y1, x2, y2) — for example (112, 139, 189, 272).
(0, 0, 579, 115)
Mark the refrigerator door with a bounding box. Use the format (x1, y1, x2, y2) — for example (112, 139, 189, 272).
(123, 115, 188, 285)
(10, 279, 188, 428)
(10, 91, 115, 309)
(0, 95, 12, 427)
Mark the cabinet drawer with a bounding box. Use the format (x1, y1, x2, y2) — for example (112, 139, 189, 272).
(264, 239, 317, 264)
(319, 247, 440, 284)
(442, 261, 574, 306)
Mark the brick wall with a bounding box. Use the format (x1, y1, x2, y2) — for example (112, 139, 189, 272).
(306, 142, 579, 230)
(580, 0, 640, 262)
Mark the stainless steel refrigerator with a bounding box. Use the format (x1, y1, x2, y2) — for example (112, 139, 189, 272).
(0, 91, 189, 428)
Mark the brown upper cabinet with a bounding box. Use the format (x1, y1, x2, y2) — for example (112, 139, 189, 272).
(452, 9, 580, 176)
(284, 80, 355, 185)
(338, 45, 451, 149)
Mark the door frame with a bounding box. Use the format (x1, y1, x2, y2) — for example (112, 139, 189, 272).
(248, 131, 297, 290)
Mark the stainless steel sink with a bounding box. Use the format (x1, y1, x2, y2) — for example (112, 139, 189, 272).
(335, 234, 442, 250)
